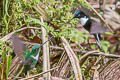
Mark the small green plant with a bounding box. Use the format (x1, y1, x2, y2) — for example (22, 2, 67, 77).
(0, 41, 12, 80)
(101, 40, 110, 53)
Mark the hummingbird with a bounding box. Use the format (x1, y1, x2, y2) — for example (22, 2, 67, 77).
(10, 34, 53, 74)
(64, 10, 109, 49)
(23, 45, 41, 74)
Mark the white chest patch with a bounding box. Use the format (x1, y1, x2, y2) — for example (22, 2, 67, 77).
(80, 17, 89, 26)
(31, 52, 40, 60)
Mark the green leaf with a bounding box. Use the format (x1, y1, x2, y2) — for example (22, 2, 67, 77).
(2, 51, 6, 64)
(0, 64, 2, 78)
(24, 49, 30, 59)
(69, 29, 87, 43)
(6, 55, 12, 79)
(5, 0, 11, 16)
(91, 44, 96, 49)
(101, 40, 110, 53)
(25, 18, 47, 28)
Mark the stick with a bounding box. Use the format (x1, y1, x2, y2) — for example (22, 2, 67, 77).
(50, 46, 120, 58)
(0, 27, 41, 41)
(61, 37, 83, 80)
(41, 17, 51, 80)
(20, 66, 59, 80)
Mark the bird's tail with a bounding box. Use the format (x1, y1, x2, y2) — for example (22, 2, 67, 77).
(93, 33, 102, 49)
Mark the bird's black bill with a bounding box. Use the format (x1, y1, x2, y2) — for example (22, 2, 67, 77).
(39, 18, 73, 47)
(41, 36, 54, 46)
(41, 17, 74, 46)
(61, 18, 73, 26)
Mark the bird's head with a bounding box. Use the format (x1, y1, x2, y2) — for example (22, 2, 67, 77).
(73, 10, 89, 19)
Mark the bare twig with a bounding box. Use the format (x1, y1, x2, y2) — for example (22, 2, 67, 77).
(53, 51, 69, 77)
(8, 74, 23, 80)
(80, 51, 99, 61)
(13, 66, 24, 80)
(93, 66, 100, 80)
(20, 66, 59, 80)
(50, 46, 120, 58)
(61, 37, 83, 80)
(80, 50, 99, 66)
(0, 27, 41, 41)
(59, 60, 70, 77)
(41, 17, 51, 80)
(52, 51, 66, 76)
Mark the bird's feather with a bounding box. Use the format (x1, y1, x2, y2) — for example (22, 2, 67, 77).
(10, 34, 26, 59)
(90, 20, 109, 34)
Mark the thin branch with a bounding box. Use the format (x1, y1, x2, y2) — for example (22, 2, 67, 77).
(20, 66, 59, 80)
(50, 46, 120, 58)
(61, 37, 83, 80)
(80, 51, 99, 61)
(41, 17, 51, 80)
(0, 27, 41, 41)
(80, 50, 99, 66)
(13, 66, 24, 80)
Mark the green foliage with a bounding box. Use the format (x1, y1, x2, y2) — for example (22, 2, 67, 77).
(1, 0, 91, 44)
(69, 29, 88, 43)
(25, 17, 57, 37)
(6, 55, 12, 79)
(91, 44, 96, 49)
(2, 0, 12, 34)
(0, 41, 12, 80)
(101, 40, 110, 53)
(3, 0, 11, 16)
(0, 0, 112, 79)
(43, 0, 91, 40)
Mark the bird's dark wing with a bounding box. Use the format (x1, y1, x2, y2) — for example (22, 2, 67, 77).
(10, 34, 26, 59)
(90, 20, 109, 34)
